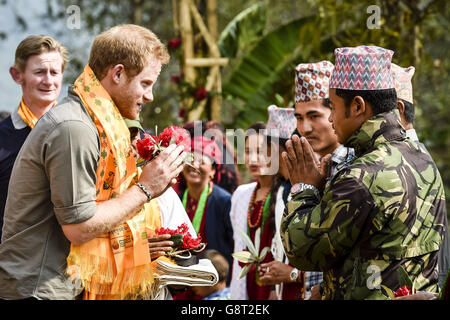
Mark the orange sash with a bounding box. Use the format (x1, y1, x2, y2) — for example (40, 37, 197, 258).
(66, 65, 162, 300)
(17, 97, 56, 128)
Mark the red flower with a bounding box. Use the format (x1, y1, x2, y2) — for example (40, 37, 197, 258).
(168, 37, 181, 50)
(155, 223, 202, 250)
(136, 134, 159, 160)
(155, 226, 178, 236)
(171, 75, 181, 84)
(181, 232, 202, 250)
(158, 126, 191, 151)
(394, 285, 416, 297)
(178, 108, 185, 118)
(155, 223, 190, 237)
(176, 223, 189, 235)
(194, 87, 208, 101)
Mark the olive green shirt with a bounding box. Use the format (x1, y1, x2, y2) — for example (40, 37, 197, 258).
(0, 87, 100, 300)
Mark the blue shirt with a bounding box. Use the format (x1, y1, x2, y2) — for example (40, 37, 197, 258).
(203, 287, 230, 300)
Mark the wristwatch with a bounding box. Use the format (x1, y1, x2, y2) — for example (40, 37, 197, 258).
(289, 268, 299, 282)
(290, 182, 319, 197)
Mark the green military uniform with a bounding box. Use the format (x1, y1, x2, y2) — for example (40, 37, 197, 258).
(281, 109, 447, 299)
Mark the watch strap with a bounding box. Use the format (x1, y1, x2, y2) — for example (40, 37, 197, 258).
(135, 182, 152, 202)
(290, 182, 320, 197)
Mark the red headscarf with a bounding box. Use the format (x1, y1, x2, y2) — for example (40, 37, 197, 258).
(191, 136, 222, 183)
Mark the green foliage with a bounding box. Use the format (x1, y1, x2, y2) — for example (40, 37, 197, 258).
(218, 2, 266, 60)
(220, 0, 450, 217)
(8, 0, 447, 216)
(43, 0, 181, 130)
(221, 14, 345, 127)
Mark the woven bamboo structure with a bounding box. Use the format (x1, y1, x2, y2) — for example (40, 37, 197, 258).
(173, 0, 228, 121)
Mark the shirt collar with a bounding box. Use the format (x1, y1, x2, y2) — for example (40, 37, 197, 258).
(331, 144, 354, 165)
(344, 109, 405, 157)
(405, 128, 419, 142)
(10, 105, 28, 130)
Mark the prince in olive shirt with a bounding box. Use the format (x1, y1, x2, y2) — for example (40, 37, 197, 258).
(0, 25, 185, 300)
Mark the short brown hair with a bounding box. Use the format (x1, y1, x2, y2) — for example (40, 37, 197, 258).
(203, 249, 229, 282)
(14, 35, 68, 72)
(89, 24, 170, 81)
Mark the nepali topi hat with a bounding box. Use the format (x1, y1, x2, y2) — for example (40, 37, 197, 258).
(265, 105, 297, 139)
(330, 45, 395, 90)
(391, 63, 415, 104)
(295, 60, 334, 103)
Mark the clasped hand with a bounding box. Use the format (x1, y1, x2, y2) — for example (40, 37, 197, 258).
(282, 135, 332, 191)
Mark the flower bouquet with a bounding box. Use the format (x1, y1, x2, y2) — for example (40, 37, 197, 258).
(155, 223, 205, 267)
(381, 266, 418, 299)
(136, 126, 196, 170)
(232, 226, 270, 286)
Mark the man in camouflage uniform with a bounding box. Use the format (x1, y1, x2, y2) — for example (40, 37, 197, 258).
(391, 63, 450, 287)
(280, 46, 447, 299)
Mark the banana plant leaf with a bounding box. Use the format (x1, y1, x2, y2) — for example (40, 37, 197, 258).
(222, 15, 345, 128)
(218, 2, 266, 60)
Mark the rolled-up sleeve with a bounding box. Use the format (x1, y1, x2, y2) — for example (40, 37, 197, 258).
(42, 120, 99, 225)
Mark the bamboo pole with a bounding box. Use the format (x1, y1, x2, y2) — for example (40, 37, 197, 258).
(188, 66, 219, 121)
(185, 57, 228, 67)
(187, 0, 220, 57)
(180, 0, 227, 122)
(180, 0, 195, 83)
(207, 0, 218, 42)
(211, 65, 222, 121)
(209, 65, 221, 121)
(180, 0, 196, 114)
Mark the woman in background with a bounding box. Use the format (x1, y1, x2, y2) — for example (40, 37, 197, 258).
(178, 136, 234, 277)
(172, 136, 233, 300)
(257, 105, 307, 300)
(229, 122, 277, 300)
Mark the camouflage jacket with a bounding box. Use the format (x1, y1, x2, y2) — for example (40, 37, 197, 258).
(281, 110, 447, 300)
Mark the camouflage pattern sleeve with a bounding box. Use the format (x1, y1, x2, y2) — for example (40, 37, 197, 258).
(280, 176, 374, 272)
(280, 110, 446, 299)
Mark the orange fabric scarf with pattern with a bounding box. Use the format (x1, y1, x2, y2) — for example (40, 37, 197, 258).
(66, 65, 162, 300)
(17, 97, 56, 128)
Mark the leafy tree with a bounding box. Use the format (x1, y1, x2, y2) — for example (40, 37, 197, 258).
(11, 0, 448, 213)
(219, 0, 450, 213)
(44, 0, 181, 130)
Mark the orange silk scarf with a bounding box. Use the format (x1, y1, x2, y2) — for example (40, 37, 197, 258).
(17, 97, 56, 128)
(66, 65, 162, 300)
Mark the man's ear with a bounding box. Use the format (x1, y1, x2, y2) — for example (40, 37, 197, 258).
(396, 99, 408, 127)
(351, 96, 367, 117)
(397, 99, 405, 117)
(109, 64, 126, 85)
(9, 66, 23, 85)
